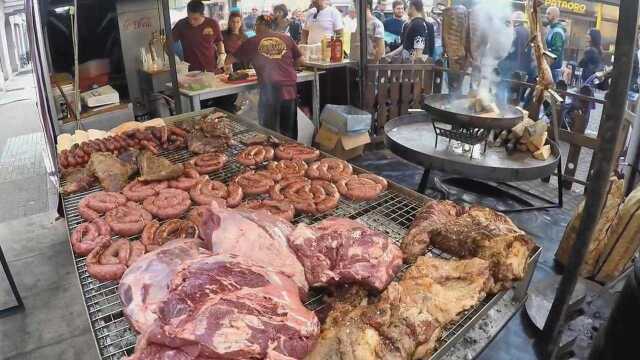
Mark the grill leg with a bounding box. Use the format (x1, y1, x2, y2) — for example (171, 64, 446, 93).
(0, 244, 24, 316)
(417, 168, 431, 194)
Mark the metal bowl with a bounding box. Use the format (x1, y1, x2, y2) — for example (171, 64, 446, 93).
(423, 94, 524, 130)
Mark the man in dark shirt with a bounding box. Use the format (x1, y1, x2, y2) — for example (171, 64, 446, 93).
(289, 10, 303, 43)
(227, 15, 303, 139)
(402, 0, 434, 59)
(172, 0, 226, 73)
(383, 0, 406, 51)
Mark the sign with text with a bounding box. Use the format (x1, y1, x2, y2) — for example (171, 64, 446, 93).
(544, 0, 589, 14)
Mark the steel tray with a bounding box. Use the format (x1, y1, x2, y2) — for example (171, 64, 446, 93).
(59, 109, 540, 359)
(423, 94, 524, 130)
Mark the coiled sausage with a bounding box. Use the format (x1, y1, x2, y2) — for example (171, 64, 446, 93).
(168, 167, 201, 190)
(275, 143, 320, 162)
(122, 179, 169, 202)
(187, 153, 227, 174)
(306, 158, 353, 182)
(143, 188, 191, 219)
(78, 192, 127, 222)
(70, 218, 111, 256)
(336, 174, 388, 201)
(105, 201, 152, 237)
(236, 145, 275, 166)
(234, 170, 281, 196)
(189, 177, 243, 207)
(267, 159, 308, 178)
(270, 177, 340, 214)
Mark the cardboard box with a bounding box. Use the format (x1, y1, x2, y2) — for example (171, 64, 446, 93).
(320, 105, 372, 133)
(314, 126, 371, 160)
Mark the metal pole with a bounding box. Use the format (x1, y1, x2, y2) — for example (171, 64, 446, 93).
(161, 0, 182, 114)
(540, 0, 639, 358)
(357, 0, 367, 108)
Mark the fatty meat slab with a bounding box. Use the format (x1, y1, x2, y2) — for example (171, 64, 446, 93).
(200, 203, 308, 294)
(128, 253, 320, 360)
(119, 239, 209, 334)
(288, 217, 403, 291)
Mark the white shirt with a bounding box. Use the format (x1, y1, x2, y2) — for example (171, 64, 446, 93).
(304, 6, 344, 44)
(343, 15, 357, 34)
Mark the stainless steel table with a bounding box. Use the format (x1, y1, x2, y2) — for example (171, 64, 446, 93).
(174, 70, 318, 114)
(385, 113, 563, 212)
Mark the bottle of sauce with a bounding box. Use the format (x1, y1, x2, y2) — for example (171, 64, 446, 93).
(330, 36, 343, 63)
(321, 36, 331, 62)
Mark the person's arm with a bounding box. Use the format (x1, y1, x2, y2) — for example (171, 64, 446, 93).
(291, 42, 305, 68)
(332, 8, 343, 38)
(426, 21, 435, 58)
(302, 29, 309, 44)
(373, 21, 385, 61)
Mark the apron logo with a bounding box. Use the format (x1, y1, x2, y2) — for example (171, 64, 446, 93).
(202, 27, 214, 35)
(258, 37, 288, 59)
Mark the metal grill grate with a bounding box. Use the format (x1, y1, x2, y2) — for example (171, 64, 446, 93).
(60, 114, 537, 360)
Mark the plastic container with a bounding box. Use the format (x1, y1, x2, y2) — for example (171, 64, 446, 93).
(320, 104, 372, 133)
(177, 71, 216, 92)
(299, 44, 321, 62)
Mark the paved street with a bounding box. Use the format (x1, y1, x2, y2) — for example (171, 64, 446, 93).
(0, 72, 98, 360)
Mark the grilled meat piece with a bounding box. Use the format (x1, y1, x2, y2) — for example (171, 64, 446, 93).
(61, 167, 97, 195)
(87, 152, 137, 192)
(401, 200, 466, 263)
(429, 206, 534, 292)
(187, 131, 230, 154)
(442, 5, 469, 72)
(137, 150, 184, 182)
(306, 256, 493, 360)
(228, 71, 250, 81)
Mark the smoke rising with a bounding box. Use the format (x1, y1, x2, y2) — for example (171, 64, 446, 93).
(469, 0, 515, 102)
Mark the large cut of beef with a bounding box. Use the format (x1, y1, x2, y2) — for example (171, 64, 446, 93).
(128, 253, 320, 360)
(61, 167, 96, 195)
(401, 200, 466, 263)
(200, 203, 308, 294)
(137, 150, 184, 182)
(119, 239, 209, 333)
(305, 256, 493, 360)
(429, 206, 533, 291)
(288, 218, 403, 291)
(88, 152, 137, 192)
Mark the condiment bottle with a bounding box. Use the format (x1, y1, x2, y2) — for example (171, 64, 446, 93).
(330, 36, 343, 63)
(321, 36, 331, 62)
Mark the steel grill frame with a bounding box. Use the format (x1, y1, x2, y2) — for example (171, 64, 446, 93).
(59, 110, 540, 360)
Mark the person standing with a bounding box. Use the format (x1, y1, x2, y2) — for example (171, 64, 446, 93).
(383, 1, 406, 51)
(302, 0, 344, 45)
(226, 15, 303, 140)
(222, 12, 247, 56)
(578, 28, 603, 83)
(545, 6, 566, 83)
(392, 0, 434, 60)
(366, 0, 386, 61)
(171, 0, 226, 73)
(373, 1, 388, 22)
(289, 9, 303, 43)
(244, 7, 259, 32)
(273, 4, 291, 34)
